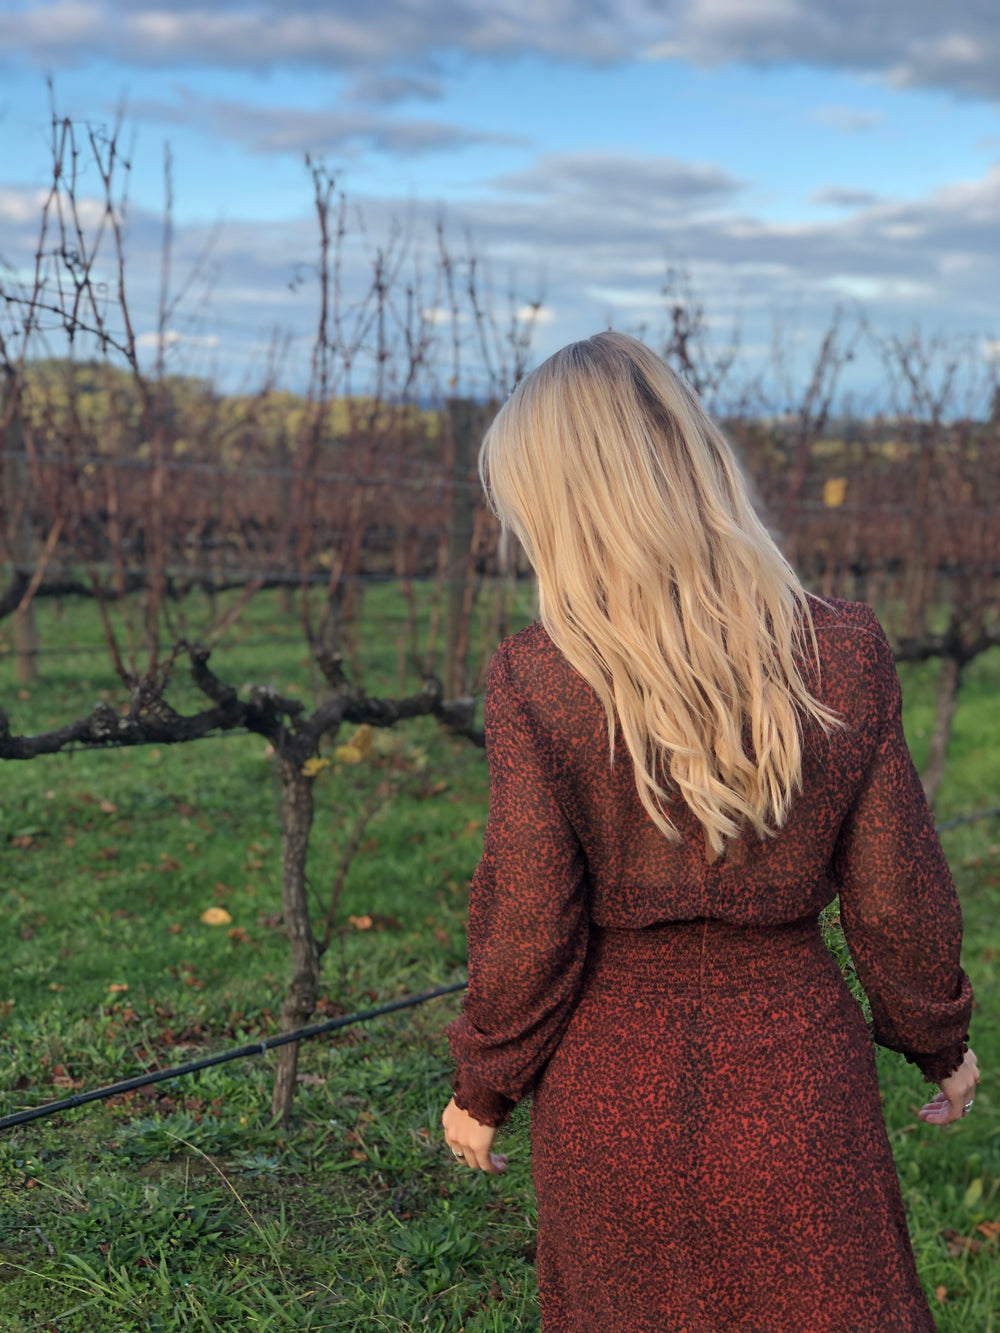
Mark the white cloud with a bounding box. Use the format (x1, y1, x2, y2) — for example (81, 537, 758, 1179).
(135, 329, 220, 349)
(813, 105, 884, 135)
(810, 186, 883, 209)
(0, 187, 53, 224)
(422, 307, 468, 325)
(518, 303, 555, 324)
(0, 2, 998, 104)
(494, 152, 744, 208)
(819, 275, 935, 302)
(3, 147, 999, 399)
(131, 89, 516, 157)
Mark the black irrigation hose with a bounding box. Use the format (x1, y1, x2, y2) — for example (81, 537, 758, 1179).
(0, 981, 467, 1132)
(936, 807, 1000, 832)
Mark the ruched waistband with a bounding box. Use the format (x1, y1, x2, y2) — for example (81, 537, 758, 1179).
(585, 915, 836, 996)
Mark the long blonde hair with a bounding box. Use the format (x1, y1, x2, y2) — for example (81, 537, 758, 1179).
(481, 331, 839, 856)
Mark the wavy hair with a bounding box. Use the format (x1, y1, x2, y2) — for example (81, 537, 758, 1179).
(480, 331, 839, 856)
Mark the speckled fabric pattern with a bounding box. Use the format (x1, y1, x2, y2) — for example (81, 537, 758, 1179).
(447, 598, 972, 1330)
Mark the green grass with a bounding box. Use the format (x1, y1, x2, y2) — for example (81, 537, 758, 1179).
(1, 590, 998, 1330)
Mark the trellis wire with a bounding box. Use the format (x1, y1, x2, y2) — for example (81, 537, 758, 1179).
(0, 447, 485, 491)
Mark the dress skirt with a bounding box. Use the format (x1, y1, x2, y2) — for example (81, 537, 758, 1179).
(530, 916, 937, 1333)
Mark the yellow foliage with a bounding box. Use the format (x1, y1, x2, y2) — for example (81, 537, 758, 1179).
(823, 476, 848, 508)
(350, 725, 374, 758)
(301, 756, 331, 777)
(332, 725, 374, 766)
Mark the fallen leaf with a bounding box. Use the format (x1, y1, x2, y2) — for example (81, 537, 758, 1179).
(348, 914, 373, 930)
(296, 1073, 326, 1086)
(976, 1220, 1000, 1240)
(52, 1074, 84, 1089)
(108, 983, 129, 993)
(934, 1286, 947, 1304)
(11, 836, 35, 850)
(227, 927, 251, 944)
(49, 983, 66, 992)
(167, 923, 183, 934)
(99, 799, 118, 814)
(940, 1228, 987, 1257)
(200, 907, 232, 926)
(302, 756, 331, 777)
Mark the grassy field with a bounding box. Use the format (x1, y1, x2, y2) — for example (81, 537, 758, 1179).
(1, 590, 998, 1331)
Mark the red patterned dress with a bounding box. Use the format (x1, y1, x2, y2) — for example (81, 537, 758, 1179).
(447, 599, 972, 1332)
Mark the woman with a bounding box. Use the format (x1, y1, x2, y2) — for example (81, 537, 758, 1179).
(442, 332, 978, 1332)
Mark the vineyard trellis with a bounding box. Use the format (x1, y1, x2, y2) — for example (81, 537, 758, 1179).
(0, 110, 537, 1123)
(2, 108, 999, 1121)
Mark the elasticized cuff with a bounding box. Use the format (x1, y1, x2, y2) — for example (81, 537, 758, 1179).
(905, 1042, 969, 1084)
(451, 1071, 516, 1129)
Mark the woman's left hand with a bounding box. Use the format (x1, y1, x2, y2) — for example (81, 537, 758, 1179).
(916, 1047, 980, 1126)
(442, 1097, 508, 1173)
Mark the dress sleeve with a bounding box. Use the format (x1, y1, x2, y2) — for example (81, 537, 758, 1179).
(833, 611, 973, 1083)
(446, 639, 590, 1127)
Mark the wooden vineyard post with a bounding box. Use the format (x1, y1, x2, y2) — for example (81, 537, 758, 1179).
(4, 404, 38, 685)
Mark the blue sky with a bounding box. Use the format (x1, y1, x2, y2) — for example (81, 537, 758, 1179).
(1, 1, 999, 402)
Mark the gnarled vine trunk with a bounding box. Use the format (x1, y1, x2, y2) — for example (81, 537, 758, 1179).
(270, 754, 320, 1124)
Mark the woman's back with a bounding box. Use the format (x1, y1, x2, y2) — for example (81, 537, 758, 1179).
(466, 596, 969, 1089)
(497, 597, 932, 924)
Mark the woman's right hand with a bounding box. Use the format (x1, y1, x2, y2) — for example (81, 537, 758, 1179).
(917, 1047, 980, 1125)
